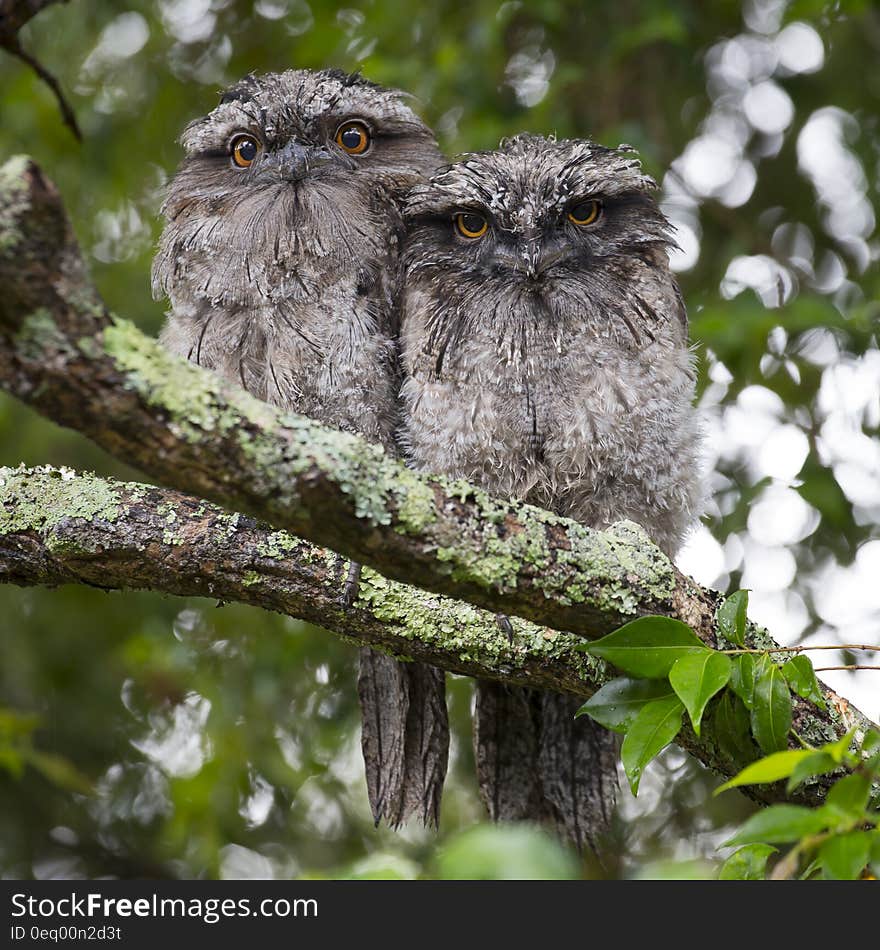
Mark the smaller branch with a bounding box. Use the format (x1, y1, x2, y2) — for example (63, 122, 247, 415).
(0, 1, 80, 141)
(814, 665, 880, 673)
(1, 465, 878, 809)
(5, 42, 81, 141)
(721, 644, 880, 655)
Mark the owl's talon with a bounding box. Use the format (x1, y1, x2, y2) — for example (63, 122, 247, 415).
(343, 561, 362, 609)
(495, 613, 514, 645)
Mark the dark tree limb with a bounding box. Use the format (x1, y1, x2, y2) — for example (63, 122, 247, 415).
(0, 1, 81, 141)
(1, 465, 873, 808)
(0, 156, 715, 643)
(0, 156, 876, 810)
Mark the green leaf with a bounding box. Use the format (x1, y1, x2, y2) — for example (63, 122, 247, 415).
(819, 831, 873, 880)
(718, 844, 776, 880)
(785, 751, 840, 794)
(782, 655, 826, 711)
(823, 729, 857, 765)
(575, 678, 675, 733)
(669, 651, 731, 736)
(713, 691, 755, 764)
(621, 694, 685, 795)
(723, 805, 831, 847)
(862, 730, 880, 755)
(750, 662, 792, 754)
(729, 654, 756, 709)
(717, 590, 749, 646)
(577, 617, 706, 679)
(716, 750, 815, 794)
(825, 772, 872, 821)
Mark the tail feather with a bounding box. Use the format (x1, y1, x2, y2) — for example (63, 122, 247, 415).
(537, 691, 620, 854)
(473, 680, 543, 821)
(358, 648, 448, 827)
(474, 681, 619, 854)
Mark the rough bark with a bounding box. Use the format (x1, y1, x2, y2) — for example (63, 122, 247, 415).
(0, 156, 876, 809)
(0, 465, 873, 808)
(0, 156, 714, 643)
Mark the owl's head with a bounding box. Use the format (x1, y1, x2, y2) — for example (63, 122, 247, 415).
(171, 69, 439, 202)
(153, 69, 441, 303)
(403, 134, 684, 358)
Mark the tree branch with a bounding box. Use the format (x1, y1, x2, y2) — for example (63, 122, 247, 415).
(1, 465, 872, 807)
(0, 155, 715, 642)
(0, 2, 81, 141)
(0, 156, 876, 808)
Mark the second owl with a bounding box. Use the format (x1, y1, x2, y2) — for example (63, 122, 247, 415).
(399, 134, 704, 851)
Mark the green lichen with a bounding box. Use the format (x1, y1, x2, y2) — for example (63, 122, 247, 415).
(0, 156, 32, 257)
(14, 310, 76, 362)
(0, 465, 121, 538)
(355, 565, 607, 688)
(102, 317, 277, 444)
(257, 530, 303, 560)
(393, 476, 437, 535)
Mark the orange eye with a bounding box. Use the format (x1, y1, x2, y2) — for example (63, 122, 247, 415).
(231, 134, 261, 168)
(335, 121, 371, 155)
(454, 211, 488, 239)
(567, 198, 602, 226)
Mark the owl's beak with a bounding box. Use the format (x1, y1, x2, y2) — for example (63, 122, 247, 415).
(497, 243, 566, 279)
(274, 142, 351, 181)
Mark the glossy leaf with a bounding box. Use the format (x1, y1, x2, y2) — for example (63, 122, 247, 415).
(825, 772, 872, 821)
(669, 651, 731, 736)
(723, 805, 831, 847)
(575, 678, 675, 733)
(713, 691, 754, 764)
(785, 751, 841, 794)
(576, 617, 706, 679)
(824, 729, 857, 765)
(819, 831, 872, 880)
(782, 655, 826, 710)
(717, 590, 749, 646)
(621, 695, 685, 795)
(715, 749, 814, 794)
(729, 654, 756, 709)
(750, 662, 792, 754)
(718, 843, 776, 880)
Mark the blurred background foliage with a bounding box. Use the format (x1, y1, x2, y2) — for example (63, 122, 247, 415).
(0, 0, 878, 880)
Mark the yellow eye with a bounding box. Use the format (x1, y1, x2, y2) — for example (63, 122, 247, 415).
(335, 121, 371, 155)
(454, 212, 488, 239)
(231, 134, 261, 168)
(567, 199, 602, 226)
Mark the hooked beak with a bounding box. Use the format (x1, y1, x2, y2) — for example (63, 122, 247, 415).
(495, 243, 567, 280)
(274, 141, 353, 181)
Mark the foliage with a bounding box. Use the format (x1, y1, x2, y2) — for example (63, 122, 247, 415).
(1, 0, 878, 879)
(577, 591, 880, 879)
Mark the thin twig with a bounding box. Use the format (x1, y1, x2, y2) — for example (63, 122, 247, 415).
(813, 665, 880, 672)
(6, 41, 81, 141)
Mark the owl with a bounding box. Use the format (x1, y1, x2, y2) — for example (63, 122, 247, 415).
(151, 68, 448, 828)
(399, 134, 704, 852)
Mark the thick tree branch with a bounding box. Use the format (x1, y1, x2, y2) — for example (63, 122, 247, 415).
(1, 465, 872, 807)
(0, 156, 876, 810)
(0, 155, 715, 642)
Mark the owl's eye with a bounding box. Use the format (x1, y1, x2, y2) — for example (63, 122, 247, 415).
(230, 134, 261, 168)
(335, 121, 371, 155)
(454, 212, 488, 239)
(567, 199, 603, 226)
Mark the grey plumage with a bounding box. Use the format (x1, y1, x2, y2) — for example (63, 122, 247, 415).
(151, 68, 448, 828)
(399, 134, 704, 851)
